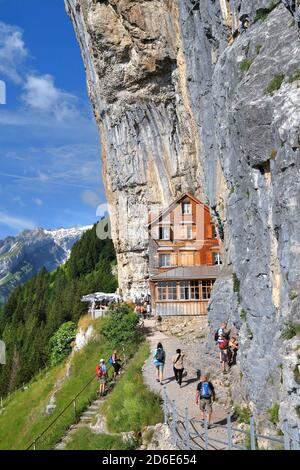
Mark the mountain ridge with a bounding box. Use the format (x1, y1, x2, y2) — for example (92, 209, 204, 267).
(0, 225, 92, 304)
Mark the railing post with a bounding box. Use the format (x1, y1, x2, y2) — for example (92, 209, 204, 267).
(33, 439, 37, 450)
(283, 419, 290, 450)
(250, 416, 256, 450)
(204, 418, 209, 450)
(227, 412, 233, 450)
(291, 424, 300, 450)
(172, 400, 177, 447)
(73, 397, 77, 419)
(163, 387, 168, 425)
(184, 406, 190, 450)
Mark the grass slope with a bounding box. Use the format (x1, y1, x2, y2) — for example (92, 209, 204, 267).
(103, 342, 163, 433)
(0, 317, 135, 450)
(64, 342, 163, 450)
(64, 429, 135, 451)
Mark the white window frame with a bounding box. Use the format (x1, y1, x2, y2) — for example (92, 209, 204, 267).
(213, 252, 222, 265)
(159, 253, 171, 267)
(186, 225, 193, 239)
(182, 202, 192, 214)
(159, 226, 170, 240)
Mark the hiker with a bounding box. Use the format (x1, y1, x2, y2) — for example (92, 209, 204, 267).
(153, 342, 165, 384)
(172, 348, 185, 387)
(134, 305, 140, 315)
(219, 334, 229, 374)
(96, 358, 108, 396)
(195, 374, 215, 428)
(214, 321, 230, 366)
(146, 302, 151, 318)
(214, 321, 229, 343)
(141, 304, 147, 320)
(109, 350, 121, 381)
(228, 335, 238, 367)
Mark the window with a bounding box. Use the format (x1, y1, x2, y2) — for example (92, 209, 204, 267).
(159, 226, 170, 240)
(159, 253, 171, 267)
(202, 280, 214, 299)
(157, 281, 177, 301)
(213, 252, 222, 265)
(158, 282, 167, 300)
(213, 225, 218, 239)
(167, 281, 177, 300)
(190, 280, 200, 300)
(180, 281, 190, 300)
(186, 225, 193, 239)
(182, 202, 192, 214)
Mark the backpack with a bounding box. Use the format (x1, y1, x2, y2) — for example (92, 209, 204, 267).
(96, 364, 107, 378)
(155, 348, 164, 362)
(214, 330, 219, 342)
(108, 356, 114, 365)
(219, 339, 228, 350)
(200, 381, 211, 398)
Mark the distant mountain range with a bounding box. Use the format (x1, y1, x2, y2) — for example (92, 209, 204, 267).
(0, 226, 92, 304)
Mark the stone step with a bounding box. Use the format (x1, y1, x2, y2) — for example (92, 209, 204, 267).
(93, 399, 105, 405)
(82, 411, 96, 416)
(80, 416, 93, 422)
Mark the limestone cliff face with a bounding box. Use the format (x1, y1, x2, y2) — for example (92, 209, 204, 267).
(66, 0, 300, 428)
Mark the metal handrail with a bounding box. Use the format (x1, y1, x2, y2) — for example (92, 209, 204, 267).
(163, 387, 300, 451)
(26, 373, 97, 450)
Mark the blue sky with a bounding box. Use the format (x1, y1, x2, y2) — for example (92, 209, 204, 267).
(0, 0, 105, 238)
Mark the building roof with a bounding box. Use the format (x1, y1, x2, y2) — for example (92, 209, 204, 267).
(150, 265, 224, 281)
(148, 192, 209, 227)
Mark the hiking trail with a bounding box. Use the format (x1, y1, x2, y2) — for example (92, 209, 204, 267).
(143, 319, 233, 450)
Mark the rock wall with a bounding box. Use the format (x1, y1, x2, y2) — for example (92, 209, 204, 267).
(66, 0, 300, 427)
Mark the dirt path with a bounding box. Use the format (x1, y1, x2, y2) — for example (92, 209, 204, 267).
(143, 319, 231, 450)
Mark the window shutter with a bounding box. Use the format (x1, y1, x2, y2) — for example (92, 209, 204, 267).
(206, 224, 213, 239)
(150, 224, 159, 240)
(206, 252, 213, 265)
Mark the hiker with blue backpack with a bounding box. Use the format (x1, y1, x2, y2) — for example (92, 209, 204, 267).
(153, 342, 165, 384)
(195, 374, 215, 428)
(109, 350, 121, 381)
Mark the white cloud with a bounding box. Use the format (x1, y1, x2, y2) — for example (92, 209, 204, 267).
(0, 21, 28, 84)
(0, 212, 35, 231)
(81, 190, 101, 207)
(32, 197, 43, 206)
(12, 196, 25, 208)
(22, 74, 78, 121)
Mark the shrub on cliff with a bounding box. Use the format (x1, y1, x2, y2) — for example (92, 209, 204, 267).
(102, 303, 141, 348)
(49, 321, 77, 366)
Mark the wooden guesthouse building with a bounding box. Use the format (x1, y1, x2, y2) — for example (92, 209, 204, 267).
(148, 193, 223, 316)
